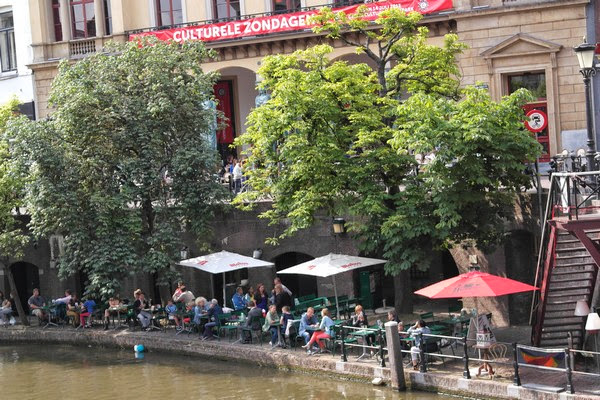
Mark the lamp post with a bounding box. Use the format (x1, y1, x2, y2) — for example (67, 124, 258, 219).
(180, 246, 188, 261)
(574, 39, 598, 172)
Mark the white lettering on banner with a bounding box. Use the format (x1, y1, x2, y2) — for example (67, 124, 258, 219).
(131, 0, 453, 44)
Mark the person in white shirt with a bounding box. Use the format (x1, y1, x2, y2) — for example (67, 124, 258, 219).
(54, 289, 72, 304)
(232, 160, 243, 194)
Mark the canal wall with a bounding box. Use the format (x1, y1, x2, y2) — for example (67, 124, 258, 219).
(0, 326, 598, 400)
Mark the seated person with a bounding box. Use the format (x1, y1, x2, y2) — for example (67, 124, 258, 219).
(0, 298, 12, 325)
(54, 289, 72, 305)
(164, 299, 177, 327)
(103, 296, 122, 330)
(299, 307, 319, 353)
(79, 297, 97, 328)
(28, 288, 46, 323)
(351, 304, 373, 346)
(407, 319, 431, 370)
(193, 297, 207, 326)
(133, 289, 151, 330)
(262, 304, 280, 347)
(244, 286, 255, 305)
(202, 299, 222, 340)
(302, 308, 335, 353)
(240, 300, 263, 343)
(231, 287, 247, 311)
(66, 294, 80, 328)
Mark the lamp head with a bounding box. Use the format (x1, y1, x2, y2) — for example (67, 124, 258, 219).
(574, 39, 597, 70)
(574, 300, 590, 316)
(585, 312, 600, 333)
(332, 217, 346, 234)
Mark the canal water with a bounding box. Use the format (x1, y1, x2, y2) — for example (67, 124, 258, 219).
(0, 344, 448, 399)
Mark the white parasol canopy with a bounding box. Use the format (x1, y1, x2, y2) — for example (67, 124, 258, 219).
(278, 253, 386, 318)
(179, 250, 274, 306)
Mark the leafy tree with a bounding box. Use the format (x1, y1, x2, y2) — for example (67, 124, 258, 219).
(8, 38, 229, 300)
(236, 8, 541, 311)
(0, 97, 31, 324)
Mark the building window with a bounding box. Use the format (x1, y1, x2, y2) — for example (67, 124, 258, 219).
(104, 0, 112, 35)
(272, 0, 302, 14)
(71, 0, 96, 39)
(507, 72, 550, 162)
(157, 0, 183, 26)
(52, 0, 62, 41)
(333, 0, 365, 6)
(212, 0, 240, 21)
(0, 12, 16, 72)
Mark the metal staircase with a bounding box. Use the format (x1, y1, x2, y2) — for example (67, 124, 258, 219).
(531, 171, 600, 349)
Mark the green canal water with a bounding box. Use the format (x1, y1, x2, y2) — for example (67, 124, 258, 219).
(0, 344, 449, 399)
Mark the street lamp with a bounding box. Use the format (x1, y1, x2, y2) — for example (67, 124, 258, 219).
(574, 39, 598, 172)
(180, 246, 189, 260)
(585, 309, 600, 374)
(332, 217, 346, 234)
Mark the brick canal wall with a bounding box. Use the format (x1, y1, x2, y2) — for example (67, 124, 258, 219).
(0, 327, 597, 400)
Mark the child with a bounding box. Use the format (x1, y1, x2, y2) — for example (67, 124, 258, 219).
(165, 299, 178, 327)
(79, 297, 96, 328)
(280, 305, 293, 348)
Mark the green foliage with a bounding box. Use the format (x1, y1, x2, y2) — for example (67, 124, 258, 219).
(0, 97, 29, 259)
(237, 10, 541, 275)
(7, 38, 229, 298)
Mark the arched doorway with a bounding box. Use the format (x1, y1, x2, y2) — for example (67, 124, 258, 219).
(9, 262, 40, 312)
(273, 252, 316, 298)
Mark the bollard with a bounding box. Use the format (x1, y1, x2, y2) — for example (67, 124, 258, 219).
(565, 349, 574, 394)
(340, 326, 347, 362)
(418, 332, 427, 373)
(384, 321, 406, 391)
(512, 342, 521, 386)
(462, 336, 471, 379)
(567, 332, 575, 371)
(378, 328, 386, 367)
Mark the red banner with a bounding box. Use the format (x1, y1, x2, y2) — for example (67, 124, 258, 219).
(130, 0, 453, 43)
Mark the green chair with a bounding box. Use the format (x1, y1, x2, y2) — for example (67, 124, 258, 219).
(240, 315, 263, 345)
(218, 313, 238, 341)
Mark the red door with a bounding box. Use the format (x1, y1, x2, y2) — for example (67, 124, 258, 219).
(214, 81, 235, 144)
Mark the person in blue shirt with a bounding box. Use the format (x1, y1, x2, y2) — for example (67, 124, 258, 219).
(231, 287, 247, 310)
(299, 307, 319, 352)
(302, 308, 335, 353)
(202, 299, 223, 340)
(79, 297, 96, 328)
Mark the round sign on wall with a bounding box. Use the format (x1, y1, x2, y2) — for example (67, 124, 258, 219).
(525, 109, 548, 133)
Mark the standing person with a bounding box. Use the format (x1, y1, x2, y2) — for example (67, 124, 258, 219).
(79, 297, 96, 328)
(202, 299, 222, 340)
(171, 281, 184, 301)
(263, 304, 280, 347)
(133, 289, 152, 330)
(28, 288, 46, 323)
(407, 319, 431, 371)
(173, 285, 194, 305)
(273, 277, 292, 297)
(232, 159, 243, 194)
(255, 283, 268, 311)
(302, 308, 335, 353)
(274, 284, 292, 314)
(299, 307, 319, 353)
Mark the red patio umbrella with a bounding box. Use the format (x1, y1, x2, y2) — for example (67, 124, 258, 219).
(414, 270, 538, 299)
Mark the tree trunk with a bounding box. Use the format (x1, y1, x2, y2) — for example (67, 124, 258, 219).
(3, 263, 29, 326)
(393, 269, 413, 314)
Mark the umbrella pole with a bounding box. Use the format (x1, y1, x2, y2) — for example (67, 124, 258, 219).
(222, 272, 227, 307)
(333, 275, 340, 320)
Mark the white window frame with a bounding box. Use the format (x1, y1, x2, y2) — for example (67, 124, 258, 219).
(0, 10, 16, 74)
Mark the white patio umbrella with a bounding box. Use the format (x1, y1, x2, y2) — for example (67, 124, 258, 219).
(277, 253, 386, 319)
(179, 250, 274, 306)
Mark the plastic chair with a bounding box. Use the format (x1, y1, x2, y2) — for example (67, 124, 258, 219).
(240, 315, 263, 345)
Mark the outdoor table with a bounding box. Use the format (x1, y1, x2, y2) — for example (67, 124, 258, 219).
(270, 321, 284, 347)
(108, 306, 128, 329)
(41, 305, 58, 329)
(349, 328, 374, 361)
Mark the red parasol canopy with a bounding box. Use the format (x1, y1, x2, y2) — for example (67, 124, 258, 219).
(414, 270, 538, 299)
